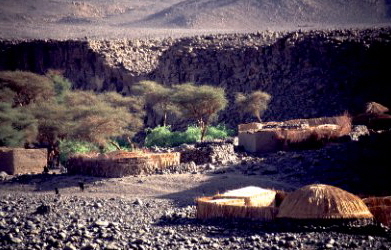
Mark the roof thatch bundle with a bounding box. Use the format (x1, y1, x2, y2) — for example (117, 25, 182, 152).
(363, 196, 391, 207)
(196, 186, 282, 221)
(196, 196, 278, 221)
(215, 186, 277, 206)
(365, 102, 389, 115)
(365, 206, 391, 227)
(277, 184, 373, 219)
(363, 196, 391, 227)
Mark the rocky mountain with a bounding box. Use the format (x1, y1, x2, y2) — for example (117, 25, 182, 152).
(0, 0, 390, 39)
(136, 0, 391, 29)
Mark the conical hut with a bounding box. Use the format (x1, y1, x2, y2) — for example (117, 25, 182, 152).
(277, 184, 373, 219)
(365, 102, 389, 115)
(353, 102, 391, 130)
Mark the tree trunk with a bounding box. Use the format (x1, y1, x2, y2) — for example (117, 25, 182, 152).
(200, 119, 208, 142)
(110, 141, 121, 150)
(162, 112, 167, 127)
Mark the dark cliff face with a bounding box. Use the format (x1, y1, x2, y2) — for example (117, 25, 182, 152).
(1, 28, 391, 127)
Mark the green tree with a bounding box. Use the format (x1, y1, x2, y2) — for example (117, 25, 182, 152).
(0, 102, 37, 146)
(132, 81, 176, 126)
(46, 70, 72, 101)
(29, 90, 144, 149)
(0, 71, 54, 107)
(0, 70, 145, 154)
(172, 83, 227, 141)
(235, 90, 271, 122)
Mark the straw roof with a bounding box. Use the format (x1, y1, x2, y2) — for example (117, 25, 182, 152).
(215, 186, 277, 206)
(365, 102, 389, 115)
(277, 184, 373, 219)
(196, 196, 278, 221)
(218, 186, 275, 198)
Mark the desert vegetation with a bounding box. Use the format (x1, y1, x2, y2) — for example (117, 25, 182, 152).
(145, 124, 234, 147)
(0, 70, 145, 164)
(133, 81, 230, 142)
(1, 72, 266, 162)
(235, 90, 271, 122)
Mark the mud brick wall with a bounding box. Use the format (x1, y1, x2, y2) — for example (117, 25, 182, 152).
(0, 148, 47, 175)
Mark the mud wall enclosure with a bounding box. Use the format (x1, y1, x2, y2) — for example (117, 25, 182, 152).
(1, 28, 390, 126)
(0, 148, 47, 175)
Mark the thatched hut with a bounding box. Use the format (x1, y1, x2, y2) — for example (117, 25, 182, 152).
(365, 102, 389, 115)
(353, 102, 391, 130)
(277, 184, 373, 219)
(363, 196, 391, 227)
(196, 186, 280, 221)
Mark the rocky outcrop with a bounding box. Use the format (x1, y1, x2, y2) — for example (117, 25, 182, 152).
(1, 27, 391, 127)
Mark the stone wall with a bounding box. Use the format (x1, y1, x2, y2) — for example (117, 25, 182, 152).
(179, 142, 237, 165)
(1, 27, 391, 127)
(0, 148, 47, 175)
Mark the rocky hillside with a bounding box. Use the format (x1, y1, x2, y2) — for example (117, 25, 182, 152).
(0, 0, 390, 39)
(137, 0, 391, 29)
(1, 27, 391, 127)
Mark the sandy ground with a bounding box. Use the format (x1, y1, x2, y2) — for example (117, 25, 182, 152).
(0, 171, 298, 205)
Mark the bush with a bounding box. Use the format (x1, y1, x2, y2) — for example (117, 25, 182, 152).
(205, 124, 235, 140)
(145, 124, 234, 147)
(144, 126, 173, 148)
(59, 139, 99, 164)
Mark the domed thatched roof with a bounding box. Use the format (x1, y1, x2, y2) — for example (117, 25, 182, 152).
(277, 184, 373, 219)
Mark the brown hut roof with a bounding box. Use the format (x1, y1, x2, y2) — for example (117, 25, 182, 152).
(365, 102, 389, 115)
(277, 184, 373, 219)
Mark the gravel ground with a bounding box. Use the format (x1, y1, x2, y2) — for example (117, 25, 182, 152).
(1, 139, 391, 249)
(0, 193, 390, 250)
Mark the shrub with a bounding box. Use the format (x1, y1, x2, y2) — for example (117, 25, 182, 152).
(59, 139, 99, 164)
(205, 124, 235, 140)
(145, 124, 233, 147)
(144, 126, 173, 147)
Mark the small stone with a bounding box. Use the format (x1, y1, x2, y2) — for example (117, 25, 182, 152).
(10, 236, 23, 244)
(325, 243, 334, 248)
(134, 198, 143, 206)
(81, 243, 97, 250)
(205, 163, 215, 170)
(105, 242, 121, 249)
(35, 204, 51, 214)
(94, 202, 103, 208)
(0, 171, 9, 180)
(94, 220, 109, 227)
(58, 232, 67, 240)
(211, 243, 220, 248)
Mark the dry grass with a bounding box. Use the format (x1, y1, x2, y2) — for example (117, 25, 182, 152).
(66, 152, 180, 177)
(196, 196, 278, 221)
(278, 113, 352, 149)
(277, 184, 373, 219)
(363, 196, 391, 227)
(214, 186, 277, 206)
(366, 206, 391, 227)
(195, 186, 286, 221)
(365, 102, 389, 115)
(363, 196, 391, 207)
